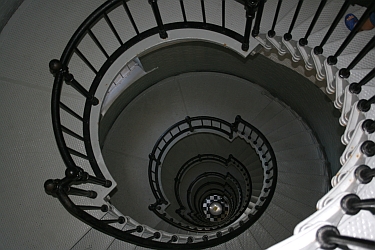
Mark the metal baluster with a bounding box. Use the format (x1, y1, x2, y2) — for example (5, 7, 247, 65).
(74, 48, 98, 74)
(87, 30, 109, 58)
(168, 235, 178, 243)
(201, 0, 206, 24)
(252, 0, 265, 37)
(61, 125, 84, 141)
(327, 2, 375, 65)
(185, 116, 194, 132)
(284, 0, 304, 41)
(124, 225, 143, 234)
(268, 0, 283, 38)
(67, 187, 97, 198)
(103, 13, 123, 45)
(299, 0, 327, 46)
(242, 0, 259, 51)
(59, 102, 83, 121)
(317, 225, 375, 249)
(222, 0, 226, 28)
(78, 205, 108, 212)
(65, 167, 112, 187)
(102, 216, 126, 224)
(361, 140, 375, 157)
(49, 59, 99, 105)
(355, 165, 375, 184)
(180, 0, 187, 23)
(314, 0, 351, 55)
(149, 0, 168, 39)
(362, 119, 375, 134)
(357, 95, 375, 112)
(68, 147, 89, 160)
(147, 232, 161, 240)
(349, 67, 375, 94)
(341, 194, 375, 215)
(122, 0, 140, 35)
(339, 36, 375, 78)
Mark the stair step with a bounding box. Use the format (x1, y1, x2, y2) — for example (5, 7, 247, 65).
(271, 192, 316, 220)
(248, 220, 278, 249)
(277, 159, 328, 176)
(276, 181, 326, 204)
(323, 29, 374, 58)
(275, 143, 323, 161)
(290, 0, 340, 40)
(237, 227, 262, 250)
(271, 130, 317, 151)
(264, 202, 301, 231)
(307, 6, 364, 51)
(264, 118, 309, 143)
(257, 211, 293, 243)
(107, 239, 136, 250)
(335, 49, 375, 71)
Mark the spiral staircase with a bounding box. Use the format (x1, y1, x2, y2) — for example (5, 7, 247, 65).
(1, 0, 375, 249)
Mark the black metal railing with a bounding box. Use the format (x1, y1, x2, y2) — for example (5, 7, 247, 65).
(148, 116, 235, 205)
(174, 154, 252, 218)
(46, 0, 374, 248)
(317, 225, 375, 249)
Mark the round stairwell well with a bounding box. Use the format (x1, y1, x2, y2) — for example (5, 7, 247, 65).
(101, 71, 330, 247)
(37, 0, 375, 249)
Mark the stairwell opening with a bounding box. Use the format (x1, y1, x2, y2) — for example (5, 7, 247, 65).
(100, 56, 331, 241)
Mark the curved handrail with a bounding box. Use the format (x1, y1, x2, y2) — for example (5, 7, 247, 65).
(174, 154, 252, 217)
(148, 116, 235, 205)
(43, 0, 375, 248)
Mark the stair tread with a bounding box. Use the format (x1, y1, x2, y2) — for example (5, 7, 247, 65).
(277, 159, 328, 175)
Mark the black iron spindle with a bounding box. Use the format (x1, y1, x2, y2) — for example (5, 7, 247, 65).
(355, 165, 375, 184)
(59, 102, 84, 121)
(147, 232, 161, 240)
(268, 0, 283, 38)
(50, 59, 99, 105)
(185, 116, 194, 132)
(357, 95, 375, 112)
(314, 0, 351, 55)
(103, 13, 123, 45)
(265, 176, 273, 183)
(125, 225, 143, 234)
(361, 140, 375, 156)
(122, 0, 140, 35)
(252, 0, 265, 37)
(68, 147, 89, 160)
(65, 167, 112, 187)
(87, 30, 109, 59)
(362, 119, 375, 134)
(299, 0, 327, 46)
(74, 48, 98, 74)
(317, 225, 375, 249)
(222, 0, 226, 28)
(65, 73, 99, 105)
(349, 68, 375, 94)
(339, 36, 375, 78)
(327, 2, 375, 65)
(67, 186, 97, 198)
(284, 0, 304, 41)
(149, 0, 168, 39)
(180, 0, 187, 23)
(242, 0, 259, 51)
(61, 125, 84, 141)
(341, 193, 375, 215)
(201, 0, 206, 24)
(78, 205, 109, 212)
(102, 216, 126, 224)
(168, 235, 178, 243)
